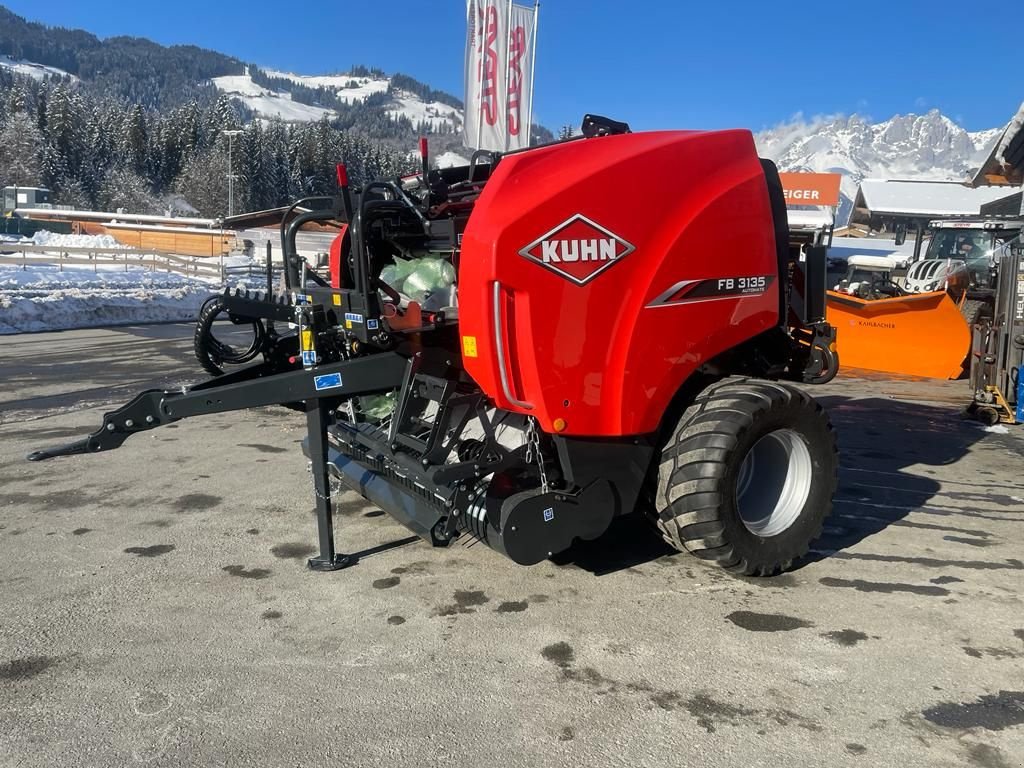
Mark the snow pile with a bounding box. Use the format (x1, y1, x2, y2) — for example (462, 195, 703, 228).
(0, 285, 211, 334)
(983, 424, 1011, 434)
(31, 230, 123, 249)
(0, 263, 218, 334)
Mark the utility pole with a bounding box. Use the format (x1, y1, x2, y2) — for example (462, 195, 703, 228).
(222, 129, 243, 218)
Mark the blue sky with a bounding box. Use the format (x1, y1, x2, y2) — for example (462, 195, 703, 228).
(5, 0, 1021, 132)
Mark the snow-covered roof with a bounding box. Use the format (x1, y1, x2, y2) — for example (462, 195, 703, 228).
(971, 101, 1024, 187)
(854, 179, 1019, 217)
(15, 208, 218, 228)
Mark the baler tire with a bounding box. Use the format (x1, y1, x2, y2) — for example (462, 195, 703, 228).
(650, 377, 837, 577)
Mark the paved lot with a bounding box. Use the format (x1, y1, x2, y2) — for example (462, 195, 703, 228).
(2, 325, 1023, 767)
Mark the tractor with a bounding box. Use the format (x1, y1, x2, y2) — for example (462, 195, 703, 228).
(29, 116, 839, 577)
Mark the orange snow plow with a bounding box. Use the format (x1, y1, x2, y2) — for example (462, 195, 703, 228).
(826, 290, 971, 380)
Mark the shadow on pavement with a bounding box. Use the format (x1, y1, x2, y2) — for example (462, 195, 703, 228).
(558, 395, 1004, 576)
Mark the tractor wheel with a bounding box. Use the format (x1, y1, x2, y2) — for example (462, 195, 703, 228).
(650, 377, 837, 576)
(960, 299, 992, 327)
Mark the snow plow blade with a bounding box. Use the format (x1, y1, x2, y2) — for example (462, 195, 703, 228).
(826, 290, 971, 380)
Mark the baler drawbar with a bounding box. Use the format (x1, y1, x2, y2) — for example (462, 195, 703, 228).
(30, 116, 840, 577)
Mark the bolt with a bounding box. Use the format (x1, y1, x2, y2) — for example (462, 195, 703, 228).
(453, 509, 460, 516)
(145, 415, 154, 424)
(510, 526, 517, 531)
(106, 423, 115, 432)
(125, 419, 134, 428)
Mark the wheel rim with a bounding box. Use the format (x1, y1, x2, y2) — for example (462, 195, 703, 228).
(735, 428, 813, 537)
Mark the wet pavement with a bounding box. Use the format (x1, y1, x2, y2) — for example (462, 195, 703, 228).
(1, 325, 1022, 767)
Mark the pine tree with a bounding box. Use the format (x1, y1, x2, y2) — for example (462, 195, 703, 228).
(123, 104, 148, 176)
(175, 146, 229, 217)
(239, 121, 268, 212)
(99, 167, 159, 213)
(0, 111, 44, 186)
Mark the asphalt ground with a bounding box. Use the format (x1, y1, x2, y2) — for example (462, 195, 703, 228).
(1, 325, 1023, 767)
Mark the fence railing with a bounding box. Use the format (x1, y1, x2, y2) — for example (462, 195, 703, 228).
(0, 244, 223, 280)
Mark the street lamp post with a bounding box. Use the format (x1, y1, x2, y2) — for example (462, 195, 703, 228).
(222, 129, 244, 218)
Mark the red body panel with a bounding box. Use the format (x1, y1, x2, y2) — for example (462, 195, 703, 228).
(329, 225, 348, 289)
(458, 130, 779, 437)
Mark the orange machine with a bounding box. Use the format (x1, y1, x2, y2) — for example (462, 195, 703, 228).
(826, 290, 971, 380)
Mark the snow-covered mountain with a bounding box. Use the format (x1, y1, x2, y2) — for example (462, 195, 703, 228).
(212, 68, 463, 133)
(755, 109, 1002, 223)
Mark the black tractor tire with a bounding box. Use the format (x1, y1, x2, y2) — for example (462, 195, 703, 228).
(194, 295, 265, 377)
(960, 299, 992, 327)
(650, 377, 837, 576)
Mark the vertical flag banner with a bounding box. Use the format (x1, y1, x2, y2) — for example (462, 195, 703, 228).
(464, 0, 537, 152)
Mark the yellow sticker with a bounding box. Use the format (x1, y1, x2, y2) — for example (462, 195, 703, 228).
(462, 336, 478, 358)
(300, 329, 313, 351)
(345, 320, 353, 330)
(332, 294, 342, 306)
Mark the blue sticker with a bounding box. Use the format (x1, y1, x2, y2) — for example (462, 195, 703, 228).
(366, 319, 379, 330)
(314, 372, 343, 391)
(294, 293, 309, 305)
(301, 351, 317, 366)
(543, 507, 554, 522)
(344, 312, 364, 324)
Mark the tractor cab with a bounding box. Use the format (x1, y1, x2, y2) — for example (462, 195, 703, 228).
(834, 254, 901, 298)
(920, 218, 1023, 294)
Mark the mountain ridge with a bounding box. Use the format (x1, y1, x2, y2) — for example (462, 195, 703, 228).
(755, 109, 1004, 223)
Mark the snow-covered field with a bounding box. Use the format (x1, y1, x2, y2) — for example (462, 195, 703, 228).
(264, 70, 390, 104)
(434, 150, 470, 168)
(212, 70, 463, 132)
(211, 75, 334, 123)
(0, 232, 221, 334)
(0, 57, 75, 82)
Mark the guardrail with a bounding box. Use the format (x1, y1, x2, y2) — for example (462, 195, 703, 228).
(0, 244, 223, 280)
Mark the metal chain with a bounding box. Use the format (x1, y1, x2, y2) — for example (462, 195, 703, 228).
(525, 416, 549, 494)
(308, 460, 344, 501)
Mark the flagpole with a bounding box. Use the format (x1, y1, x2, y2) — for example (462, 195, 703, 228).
(505, 0, 514, 152)
(526, 1, 539, 147)
(474, 1, 486, 151)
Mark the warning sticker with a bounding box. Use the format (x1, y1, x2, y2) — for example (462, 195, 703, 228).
(344, 312, 364, 324)
(300, 329, 313, 351)
(314, 372, 343, 391)
(367, 319, 379, 330)
(301, 351, 317, 367)
(332, 294, 342, 306)
(462, 336, 478, 358)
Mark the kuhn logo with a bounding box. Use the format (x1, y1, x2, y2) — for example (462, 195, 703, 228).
(519, 214, 635, 285)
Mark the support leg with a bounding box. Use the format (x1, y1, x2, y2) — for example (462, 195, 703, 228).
(306, 399, 357, 571)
